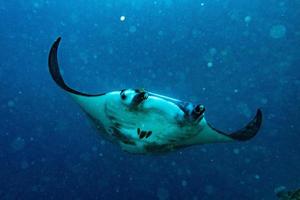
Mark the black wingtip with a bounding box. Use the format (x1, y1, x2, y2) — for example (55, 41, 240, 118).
(228, 109, 263, 141)
(208, 109, 263, 142)
(53, 37, 61, 48)
(57, 37, 62, 42)
(48, 37, 105, 97)
(48, 37, 65, 91)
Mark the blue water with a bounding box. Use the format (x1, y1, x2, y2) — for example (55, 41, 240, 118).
(1, 1, 299, 199)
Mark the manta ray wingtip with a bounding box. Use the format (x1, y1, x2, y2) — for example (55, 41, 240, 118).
(56, 36, 61, 42)
(228, 108, 263, 141)
(207, 108, 263, 143)
(48, 37, 105, 97)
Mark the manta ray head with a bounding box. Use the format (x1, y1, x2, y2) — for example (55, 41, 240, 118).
(119, 88, 149, 108)
(102, 88, 150, 122)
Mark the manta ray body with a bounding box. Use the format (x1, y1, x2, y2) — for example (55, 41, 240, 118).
(48, 37, 262, 154)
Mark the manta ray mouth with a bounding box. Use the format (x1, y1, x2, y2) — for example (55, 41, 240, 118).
(131, 92, 148, 106)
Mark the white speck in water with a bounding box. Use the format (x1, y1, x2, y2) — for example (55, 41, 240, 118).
(181, 180, 187, 187)
(244, 16, 252, 23)
(244, 158, 251, 164)
(207, 62, 213, 68)
(274, 186, 286, 194)
(254, 174, 260, 179)
(234, 89, 239, 93)
(200, 2, 205, 6)
(7, 100, 15, 107)
(120, 16, 125, 21)
(233, 148, 240, 154)
(270, 24, 286, 39)
(205, 185, 214, 195)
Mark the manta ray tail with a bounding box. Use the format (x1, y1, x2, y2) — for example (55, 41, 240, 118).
(206, 109, 262, 143)
(48, 37, 104, 97)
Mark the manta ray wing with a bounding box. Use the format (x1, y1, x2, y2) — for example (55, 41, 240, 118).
(193, 109, 262, 144)
(48, 37, 105, 97)
(48, 37, 110, 132)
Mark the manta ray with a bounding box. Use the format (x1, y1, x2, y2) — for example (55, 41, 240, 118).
(48, 37, 262, 154)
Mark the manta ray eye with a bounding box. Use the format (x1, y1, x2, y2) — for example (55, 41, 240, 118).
(194, 105, 205, 114)
(121, 93, 126, 100)
(120, 89, 127, 100)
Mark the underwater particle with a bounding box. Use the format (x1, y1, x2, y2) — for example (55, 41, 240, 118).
(260, 98, 268, 104)
(207, 62, 213, 68)
(233, 148, 240, 154)
(158, 30, 164, 36)
(181, 180, 187, 187)
(200, 2, 205, 6)
(164, 0, 173, 7)
(270, 24, 286, 39)
(171, 161, 176, 166)
(244, 16, 251, 23)
(209, 48, 217, 56)
(129, 26, 137, 33)
(120, 15, 125, 21)
(205, 185, 214, 195)
(237, 103, 251, 118)
(221, 50, 228, 56)
(92, 146, 98, 152)
(33, 2, 40, 9)
(274, 186, 286, 194)
(254, 174, 260, 180)
(11, 137, 25, 151)
(31, 185, 39, 192)
(80, 153, 91, 161)
(21, 160, 29, 169)
(7, 100, 15, 107)
(157, 188, 169, 200)
(234, 89, 238, 93)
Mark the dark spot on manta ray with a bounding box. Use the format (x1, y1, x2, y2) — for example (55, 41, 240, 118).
(139, 131, 147, 139)
(137, 128, 141, 135)
(114, 122, 122, 129)
(169, 139, 177, 143)
(137, 128, 152, 139)
(145, 131, 152, 138)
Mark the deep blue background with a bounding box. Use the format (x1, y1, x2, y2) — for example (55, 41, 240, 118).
(0, 0, 299, 199)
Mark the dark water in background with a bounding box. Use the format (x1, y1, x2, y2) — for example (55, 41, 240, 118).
(0, 0, 300, 199)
